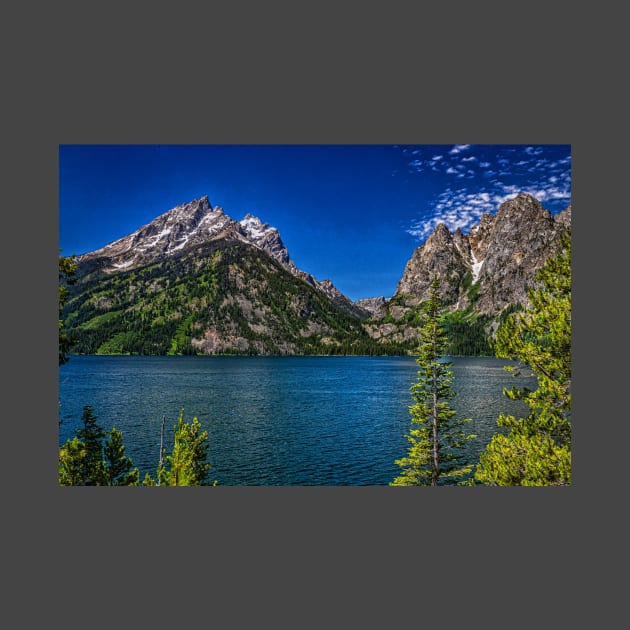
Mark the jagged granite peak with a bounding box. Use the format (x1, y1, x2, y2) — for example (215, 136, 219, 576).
(395, 221, 469, 305)
(392, 192, 570, 315)
(453, 227, 471, 259)
(470, 193, 566, 314)
(76, 195, 233, 270)
(74, 195, 366, 319)
(555, 203, 572, 228)
(238, 213, 291, 267)
(365, 192, 570, 348)
(78, 197, 292, 274)
(468, 212, 495, 260)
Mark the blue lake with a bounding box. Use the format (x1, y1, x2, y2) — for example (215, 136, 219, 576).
(58, 355, 536, 485)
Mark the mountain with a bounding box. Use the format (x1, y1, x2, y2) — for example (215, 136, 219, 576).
(364, 193, 571, 352)
(64, 192, 570, 357)
(65, 196, 390, 356)
(76, 195, 367, 319)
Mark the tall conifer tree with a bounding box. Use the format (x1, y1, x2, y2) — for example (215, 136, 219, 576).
(74, 405, 107, 485)
(104, 426, 140, 486)
(391, 275, 475, 486)
(475, 231, 571, 485)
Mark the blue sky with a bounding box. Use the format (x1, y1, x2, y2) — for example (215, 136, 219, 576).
(59, 144, 571, 301)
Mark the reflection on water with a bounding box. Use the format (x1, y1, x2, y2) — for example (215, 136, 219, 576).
(59, 355, 536, 485)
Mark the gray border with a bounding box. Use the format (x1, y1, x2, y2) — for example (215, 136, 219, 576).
(7, 3, 612, 626)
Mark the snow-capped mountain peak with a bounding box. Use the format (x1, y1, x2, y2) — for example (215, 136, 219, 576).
(75, 195, 366, 318)
(238, 213, 289, 265)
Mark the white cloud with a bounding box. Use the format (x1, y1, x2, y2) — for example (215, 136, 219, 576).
(406, 174, 571, 242)
(449, 144, 471, 154)
(404, 144, 571, 242)
(524, 146, 544, 156)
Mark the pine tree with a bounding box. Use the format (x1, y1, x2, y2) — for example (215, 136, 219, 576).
(142, 410, 213, 486)
(475, 231, 571, 486)
(104, 426, 140, 486)
(58, 437, 87, 485)
(158, 411, 211, 486)
(59, 406, 139, 486)
(391, 275, 476, 486)
(74, 405, 107, 485)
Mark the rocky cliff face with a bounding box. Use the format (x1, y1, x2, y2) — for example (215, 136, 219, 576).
(366, 193, 571, 346)
(355, 296, 387, 316)
(395, 222, 470, 307)
(393, 192, 569, 314)
(470, 193, 567, 315)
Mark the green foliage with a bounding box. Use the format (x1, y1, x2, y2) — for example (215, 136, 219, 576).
(62, 241, 410, 357)
(474, 431, 570, 486)
(391, 276, 476, 486)
(475, 231, 572, 486)
(58, 405, 138, 486)
(58, 405, 212, 487)
(78, 310, 124, 331)
(460, 270, 473, 291)
(368, 292, 493, 357)
(58, 437, 88, 486)
(466, 279, 481, 303)
(145, 410, 213, 486)
(441, 309, 493, 356)
(73, 405, 107, 485)
(59, 253, 78, 364)
(142, 473, 157, 486)
(104, 426, 140, 486)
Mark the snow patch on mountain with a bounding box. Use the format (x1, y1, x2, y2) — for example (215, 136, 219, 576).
(471, 250, 484, 283)
(240, 214, 271, 240)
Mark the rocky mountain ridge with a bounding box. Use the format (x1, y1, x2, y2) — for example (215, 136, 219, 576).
(77, 195, 367, 319)
(394, 193, 570, 313)
(65, 192, 570, 356)
(364, 193, 571, 347)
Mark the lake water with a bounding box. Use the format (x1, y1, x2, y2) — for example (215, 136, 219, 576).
(58, 355, 536, 485)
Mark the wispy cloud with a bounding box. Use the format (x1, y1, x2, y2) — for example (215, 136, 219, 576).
(449, 144, 471, 154)
(524, 146, 544, 156)
(406, 144, 571, 241)
(407, 185, 523, 240)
